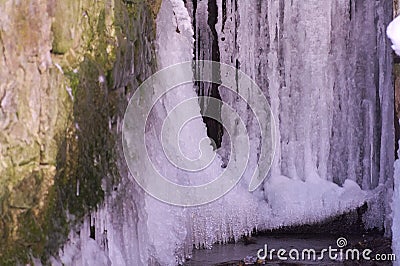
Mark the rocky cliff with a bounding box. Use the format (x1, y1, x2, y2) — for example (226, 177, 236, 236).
(0, 0, 160, 263)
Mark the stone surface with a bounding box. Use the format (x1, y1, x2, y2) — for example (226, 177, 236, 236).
(0, 1, 70, 260)
(0, 0, 158, 263)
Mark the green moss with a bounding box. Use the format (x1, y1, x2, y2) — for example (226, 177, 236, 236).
(18, 210, 45, 252)
(51, 1, 79, 54)
(38, 2, 121, 259)
(9, 171, 41, 209)
(64, 71, 80, 97)
(0, 172, 46, 264)
(394, 63, 400, 77)
(149, 0, 163, 19)
(123, 0, 161, 20)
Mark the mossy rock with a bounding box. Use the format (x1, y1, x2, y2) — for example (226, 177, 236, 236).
(51, 1, 80, 54)
(0, 0, 160, 263)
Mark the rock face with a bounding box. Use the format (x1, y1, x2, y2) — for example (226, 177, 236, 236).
(0, 0, 160, 263)
(0, 0, 71, 260)
(396, 0, 400, 17)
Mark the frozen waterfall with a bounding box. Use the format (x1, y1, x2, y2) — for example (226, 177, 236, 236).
(57, 0, 394, 265)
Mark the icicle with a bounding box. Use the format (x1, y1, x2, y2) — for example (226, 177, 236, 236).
(76, 179, 79, 196)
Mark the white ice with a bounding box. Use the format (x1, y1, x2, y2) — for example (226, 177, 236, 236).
(388, 15, 400, 56)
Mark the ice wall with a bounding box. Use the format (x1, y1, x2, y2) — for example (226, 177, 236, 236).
(181, 0, 390, 248)
(200, 0, 394, 230)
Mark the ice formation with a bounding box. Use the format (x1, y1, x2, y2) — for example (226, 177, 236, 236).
(57, 1, 394, 265)
(186, 0, 393, 237)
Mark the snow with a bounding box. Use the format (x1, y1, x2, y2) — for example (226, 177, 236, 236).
(388, 15, 400, 56)
(265, 176, 366, 227)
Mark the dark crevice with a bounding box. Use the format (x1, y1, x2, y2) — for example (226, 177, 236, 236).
(234, 0, 238, 47)
(89, 215, 95, 240)
(221, 0, 227, 33)
(205, 0, 223, 149)
(207, 0, 220, 64)
(235, 59, 240, 95)
(193, 0, 224, 149)
(349, 0, 352, 20)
